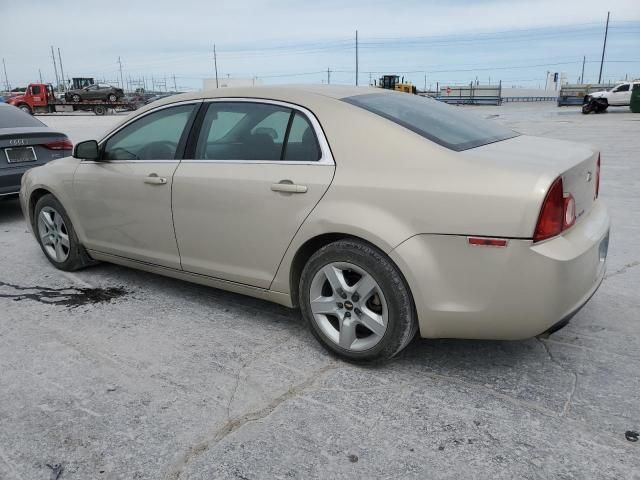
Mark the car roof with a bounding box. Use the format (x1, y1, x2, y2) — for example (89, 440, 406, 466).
(132, 84, 386, 118)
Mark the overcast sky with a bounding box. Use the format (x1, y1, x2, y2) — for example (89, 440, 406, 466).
(1, 0, 639, 91)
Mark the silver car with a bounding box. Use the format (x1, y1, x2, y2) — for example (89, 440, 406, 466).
(19, 86, 609, 361)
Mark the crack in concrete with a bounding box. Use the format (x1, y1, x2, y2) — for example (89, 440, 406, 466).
(605, 260, 640, 280)
(225, 341, 289, 420)
(165, 361, 339, 480)
(537, 338, 578, 417)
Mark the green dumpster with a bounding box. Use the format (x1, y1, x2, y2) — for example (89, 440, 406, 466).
(631, 83, 640, 113)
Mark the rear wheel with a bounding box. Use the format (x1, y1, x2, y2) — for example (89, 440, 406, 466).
(299, 239, 417, 362)
(72, 94, 81, 102)
(107, 93, 117, 102)
(93, 105, 107, 116)
(34, 194, 96, 271)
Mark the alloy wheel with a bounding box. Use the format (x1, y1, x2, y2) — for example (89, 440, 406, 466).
(309, 262, 388, 351)
(37, 206, 70, 262)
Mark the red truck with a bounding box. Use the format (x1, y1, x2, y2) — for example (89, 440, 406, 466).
(7, 83, 138, 116)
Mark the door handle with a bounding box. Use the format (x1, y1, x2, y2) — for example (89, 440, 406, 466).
(144, 173, 167, 185)
(271, 182, 307, 194)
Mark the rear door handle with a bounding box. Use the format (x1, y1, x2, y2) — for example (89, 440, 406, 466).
(271, 182, 307, 193)
(144, 173, 167, 185)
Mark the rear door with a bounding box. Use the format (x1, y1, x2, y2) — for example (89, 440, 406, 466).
(171, 100, 335, 288)
(609, 83, 631, 105)
(73, 102, 199, 268)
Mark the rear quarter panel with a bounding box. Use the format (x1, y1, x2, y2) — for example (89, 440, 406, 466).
(270, 97, 548, 295)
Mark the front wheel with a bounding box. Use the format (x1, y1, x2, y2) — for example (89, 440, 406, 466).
(18, 104, 32, 115)
(72, 94, 81, 102)
(107, 93, 117, 102)
(299, 239, 417, 362)
(34, 194, 96, 271)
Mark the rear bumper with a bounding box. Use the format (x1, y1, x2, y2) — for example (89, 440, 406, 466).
(390, 201, 610, 340)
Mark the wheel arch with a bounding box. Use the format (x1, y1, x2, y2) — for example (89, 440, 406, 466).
(287, 232, 411, 308)
(16, 103, 33, 114)
(28, 188, 54, 229)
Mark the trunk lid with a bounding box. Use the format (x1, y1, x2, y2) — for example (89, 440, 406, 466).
(462, 135, 599, 231)
(0, 127, 70, 169)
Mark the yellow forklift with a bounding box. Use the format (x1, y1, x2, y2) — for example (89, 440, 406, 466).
(376, 75, 417, 94)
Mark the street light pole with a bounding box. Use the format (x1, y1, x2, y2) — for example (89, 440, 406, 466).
(213, 44, 219, 88)
(598, 12, 610, 84)
(355, 30, 359, 86)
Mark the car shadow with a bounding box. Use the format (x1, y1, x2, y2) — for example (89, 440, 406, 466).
(0, 197, 24, 224)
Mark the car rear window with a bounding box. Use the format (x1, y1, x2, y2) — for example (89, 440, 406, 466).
(0, 104, 45, 128)
(342, 92, 518, 151)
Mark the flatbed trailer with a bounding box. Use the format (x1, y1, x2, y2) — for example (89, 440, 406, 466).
(7, 83, 139, 116)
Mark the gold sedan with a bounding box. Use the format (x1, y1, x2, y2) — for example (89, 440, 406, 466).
(19, 86, 609, 361)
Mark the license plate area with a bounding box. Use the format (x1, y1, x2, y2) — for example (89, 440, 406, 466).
(5, 146, 37, 163)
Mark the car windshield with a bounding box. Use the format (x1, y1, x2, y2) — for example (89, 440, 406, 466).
(342, 92, 518, 151)
(0, 104, 45, 128)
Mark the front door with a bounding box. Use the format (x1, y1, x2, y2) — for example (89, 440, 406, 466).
(172, 100, 335, 288)
(73, 102, 198, 269)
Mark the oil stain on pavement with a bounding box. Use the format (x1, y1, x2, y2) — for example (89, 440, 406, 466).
(0, 280, 128, 308)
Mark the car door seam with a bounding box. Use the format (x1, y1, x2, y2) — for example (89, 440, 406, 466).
(267, 164, 337, 292)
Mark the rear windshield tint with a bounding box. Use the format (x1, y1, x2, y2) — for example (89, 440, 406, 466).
(342, 93, 518, 151)
(0, 104, 45, 128)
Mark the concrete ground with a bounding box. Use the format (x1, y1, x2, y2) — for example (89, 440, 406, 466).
(0, 103, 638, 480)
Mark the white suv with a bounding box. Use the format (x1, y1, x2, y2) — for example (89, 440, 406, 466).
(586, 81, 639, 108)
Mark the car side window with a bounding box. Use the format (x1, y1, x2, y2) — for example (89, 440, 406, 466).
(195, 102, 291, 161)
(103, 104, 195, 161)
(615, 84, 629, 92)
(31, 85, 41, 95)
(283, 112, 321, 161)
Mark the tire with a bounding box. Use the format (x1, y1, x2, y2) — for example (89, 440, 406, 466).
(72, 94, 81, 102)
(33, 194, 97, 271)
(299, 239, 417, 362)
(107, 93, 117, 102)
(93, 105, 106, 116)
(582, 103, 592, 114)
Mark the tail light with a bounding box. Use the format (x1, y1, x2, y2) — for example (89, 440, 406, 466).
(595, 153, 601, 198)
(533, 177, 566, 242)
(43, 138, 73, 150)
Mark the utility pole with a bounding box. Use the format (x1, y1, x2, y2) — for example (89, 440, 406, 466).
(50, 46, 60, 91)
(327, 67, 330, 85)
(424, 74, 427, 92)
(2, 58, 9, 91)
(57, 48, 66, 91)
(598, 11, 610, 84)
(355, 30, 359, 86)
(581, 56, 586, 84)
(173, 74, 177, 92)
(118, 56, 125, 91)
(213, 44, 219, 88)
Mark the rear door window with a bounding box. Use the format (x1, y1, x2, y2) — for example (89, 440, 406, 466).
(283, 112, 321, 161)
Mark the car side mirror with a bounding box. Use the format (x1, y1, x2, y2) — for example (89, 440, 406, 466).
(73, 140, 100, 160)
